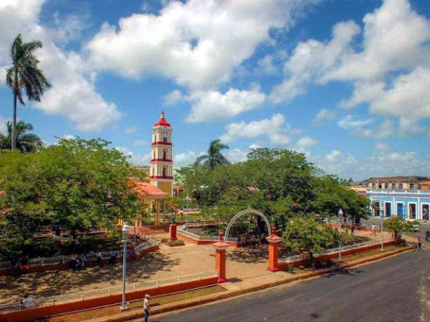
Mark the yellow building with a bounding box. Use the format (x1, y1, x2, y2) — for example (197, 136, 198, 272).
(149, 112, 174, 197)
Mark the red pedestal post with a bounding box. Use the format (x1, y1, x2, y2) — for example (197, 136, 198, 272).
(266, 224, 282, 272)
(169, 223, 177, 242)
(213, 230, 229, 283)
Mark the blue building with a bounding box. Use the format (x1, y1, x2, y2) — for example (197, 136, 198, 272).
(366, 177, 430, 220)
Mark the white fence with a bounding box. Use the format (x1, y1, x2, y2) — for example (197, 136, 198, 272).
(0, 234, 159, 271)
(0, 270, 218, 314)
(178, 228, 238, 243)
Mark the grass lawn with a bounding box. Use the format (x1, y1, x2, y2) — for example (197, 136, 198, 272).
(47, 285, 226, 322)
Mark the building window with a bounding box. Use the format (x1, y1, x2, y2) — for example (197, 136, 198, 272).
(162, 167, 167, 178)
(384, 183, 388, 189)
(399, 183, 404, 189)
(372, 183, 376, 189)
(391, 183, 396, 189)
(410, 184, 415, 190)
(418, 184, 422, 190)
(163, 150, 167, 160)
(378, 183, 382, 189)
(163, 136, 167, 143)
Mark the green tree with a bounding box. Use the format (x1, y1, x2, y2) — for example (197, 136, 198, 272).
(0, 138, 145, 259)
(282, 215, 353, 260)
(383, 216, 416, 239)
(195, 139, 230, 169)
(0, 121, 43, 152)
(6, 34, 51, 150)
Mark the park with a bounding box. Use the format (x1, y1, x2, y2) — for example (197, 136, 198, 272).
(1, 1, 430, 320)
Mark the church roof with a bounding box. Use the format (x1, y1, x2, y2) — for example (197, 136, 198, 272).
(154, 111, 171, 128)
(133, 181, 168, 199)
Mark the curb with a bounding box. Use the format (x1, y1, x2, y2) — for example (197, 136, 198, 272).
(90, 245, 413, 322)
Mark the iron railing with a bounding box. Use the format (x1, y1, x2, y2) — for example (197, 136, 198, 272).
(0, 270, 218, 313)
(0, 235, 160, 271)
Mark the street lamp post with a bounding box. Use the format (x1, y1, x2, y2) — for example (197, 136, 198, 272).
(380, 210, 384, 252)
(120, 222, 129, 311)
(338, 208, 344, 261)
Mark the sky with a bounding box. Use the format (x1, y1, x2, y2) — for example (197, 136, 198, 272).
(0, 0, 430, 180)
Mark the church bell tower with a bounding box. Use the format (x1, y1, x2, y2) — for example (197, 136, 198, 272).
(150, 112, 173, 196)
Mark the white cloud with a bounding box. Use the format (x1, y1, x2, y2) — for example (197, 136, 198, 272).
(369, 67, 430, 130)
(255, 55, 278, 75)
(133, 139, 148, 147)
(271, 0, 430, 137)
(115, 146, 150, 165)
(0, 0, 121, 132)
(63, 134, 75, 140)
(249, 143, 261, 150)
(125, 125, 138, 134)
(220, 113, 297, 145)
(175, 151, 198, 166)
(295, 136, 317, 149)
(186, 85, 266, 122)
(270, 20, 360, 103)
(374, 143, 392, 152)
(87, 0, 319, 90)
(225, 148, 248, 163)
(164, 90, 185, 106)
(312, 147, 430, 180)
(354, 119, 394, 139)
(314, 109, 336, 122)
(337, 115, 372, 130)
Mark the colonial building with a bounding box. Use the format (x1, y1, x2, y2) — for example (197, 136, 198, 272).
(366, 176, 430, 220)
(149, 112, 174, 197)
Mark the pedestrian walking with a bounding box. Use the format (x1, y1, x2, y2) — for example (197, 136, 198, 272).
(143, 294, 151, 322)
(350, 225, 354, 237)
(371, 223, 376, 236)
(417, 237, 422, 251)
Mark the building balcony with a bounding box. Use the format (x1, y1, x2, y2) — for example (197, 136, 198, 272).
(152, 141, 172, 146)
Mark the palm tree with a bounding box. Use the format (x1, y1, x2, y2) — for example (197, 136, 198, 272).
(0, 121, 43, 153)
(6, 34, 51, 150)
(195, 139, 230, 169)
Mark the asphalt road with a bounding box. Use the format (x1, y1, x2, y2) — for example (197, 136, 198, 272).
(150, 234, 430, 322)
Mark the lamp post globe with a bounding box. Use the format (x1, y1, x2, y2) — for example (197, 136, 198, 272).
(121, 222, 129, 310)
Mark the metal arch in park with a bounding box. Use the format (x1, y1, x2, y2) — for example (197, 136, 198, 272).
(224, 208, 271, 241)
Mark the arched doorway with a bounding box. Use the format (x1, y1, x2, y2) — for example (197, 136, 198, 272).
(224, 208, 271, 242)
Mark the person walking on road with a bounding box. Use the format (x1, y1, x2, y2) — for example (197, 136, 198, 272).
(416, 237, 422, 251)
(371, 223, 376, 236)
(143, 294, 151, 322)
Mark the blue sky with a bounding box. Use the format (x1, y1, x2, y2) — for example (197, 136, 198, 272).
(0, 0, 430, 180)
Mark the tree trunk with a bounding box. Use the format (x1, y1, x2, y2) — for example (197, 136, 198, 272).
(11, 90, 17, 151)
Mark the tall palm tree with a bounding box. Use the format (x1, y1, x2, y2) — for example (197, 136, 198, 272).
(0, 121, 43, 153)
(195, 139, 230, 169)
(6, 34, 51, 150)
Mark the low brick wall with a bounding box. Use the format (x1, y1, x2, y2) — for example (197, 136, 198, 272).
(278, 240, 396, 270)
(0, 276, 218, 322)
(0, 245, 159, 277)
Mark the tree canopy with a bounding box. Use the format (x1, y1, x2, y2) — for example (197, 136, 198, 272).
(177, 148, 370, 231)
(0, 121, 43, 153)
(195, 139, 230, 169)
(383, 216, 416, 239)
(282, 215, 353, 260)
(6, 34, 51, 150)
(0, 138, 145, 259)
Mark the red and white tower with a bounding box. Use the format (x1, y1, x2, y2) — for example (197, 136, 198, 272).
(150, 112, 173, 197)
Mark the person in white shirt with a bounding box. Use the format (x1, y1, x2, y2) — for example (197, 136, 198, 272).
(22, 294, 35, 309)
(143, 294, 151, 322)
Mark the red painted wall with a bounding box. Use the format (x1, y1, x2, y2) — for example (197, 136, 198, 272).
(0, 276, 218, 322)
(278, 240, 396, 270)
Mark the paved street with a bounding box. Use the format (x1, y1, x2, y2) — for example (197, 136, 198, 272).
(152, 233, 430, 322)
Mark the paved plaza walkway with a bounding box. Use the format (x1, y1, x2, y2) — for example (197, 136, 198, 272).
(0, 229, 386, 305)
